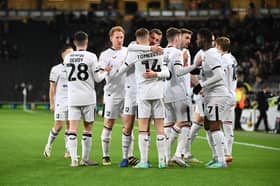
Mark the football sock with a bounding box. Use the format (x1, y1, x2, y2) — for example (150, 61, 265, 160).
(101, 127, 112, 157)
(128, 132, 134, 158)
(223, 122, 234, 155)
(156, 135, 166, 164)
(175, 126, 190, 157)
(122, 133, 131, 159)
(212, 130, 225, 163)
(206, 130, 217, 160)
(138, 133, 149, 164)
(67, 133, 78, 161)
(47, 128, 58, 146)
(82, 132, 92, 161)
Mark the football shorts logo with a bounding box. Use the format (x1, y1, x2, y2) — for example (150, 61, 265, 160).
(125, 107, 129, 112)
(106, 111, 111, 117)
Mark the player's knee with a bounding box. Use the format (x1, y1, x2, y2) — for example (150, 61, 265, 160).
(209, 121, 222, 132)
(122, 127, 132, 136)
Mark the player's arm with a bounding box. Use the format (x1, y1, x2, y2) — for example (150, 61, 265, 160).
(106, 52, 137, 79)
(193, 65, 224, 94)
(49, 81, 56, 113)
(128, 42, 163, 54)
(49, 67, 57, 113)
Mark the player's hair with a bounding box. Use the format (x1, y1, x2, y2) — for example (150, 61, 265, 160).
(60, 44, 72, 54)
(197, 28, 212, 44)
(180, 28, 193, 35)
(166, 27, 181, 42)
(150, 28, 162, 36)
(74, 31, 88, 46)
(135, 28, 149, 38)
(109, 26, 125, 37)
(215, 37, 231, 52)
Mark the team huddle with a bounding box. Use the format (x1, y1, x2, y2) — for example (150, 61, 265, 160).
(43, 26, 238, 169)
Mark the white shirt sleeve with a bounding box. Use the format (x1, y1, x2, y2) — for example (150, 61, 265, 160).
(128, 43, 151, 52)
(49, 66, 58, 83)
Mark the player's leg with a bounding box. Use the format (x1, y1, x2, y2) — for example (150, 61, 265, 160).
(134, 100, 151, 168)
(64, 120, 70, 158)
(223, 104, 234, 164)
(184, 103, 203, 163)
(206, 97, 227, 168)
(43, 111, 66, 158)
(101, 101, 119, 165)
(80, 105, 98, 166)
(153, 99, 167, 168)
(164, 102, 175, 164)
(120, 113, 135, 167)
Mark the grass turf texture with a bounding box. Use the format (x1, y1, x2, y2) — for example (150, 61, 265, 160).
(0, 109, 280, 186)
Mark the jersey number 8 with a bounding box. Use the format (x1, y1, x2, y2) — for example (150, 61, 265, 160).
(67, 63, 89, 81)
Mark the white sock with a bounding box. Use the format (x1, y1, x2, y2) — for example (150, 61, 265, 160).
(67, 133, 78, 161)
(101, 127, 112, 157)
(166, 127, 178, 160)
(122, 134, 131, 159)
(223, 123, 234, 155)
(175, 126, 190, 158)
(64, 131, 68, 153)
(206, 130, 217, 160)
(156, 135, 166, 164)
(82, 133, 92, 161)
(47, 128, 58, 146)
(190, 122, 202, 141)
(128, 132, 134, 158)
(138, 133, 149, 164)
(212, 130, 225, 163)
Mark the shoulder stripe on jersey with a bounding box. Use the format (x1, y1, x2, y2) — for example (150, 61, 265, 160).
(211, 65, 221, 70)
(174, 63, 182, 66)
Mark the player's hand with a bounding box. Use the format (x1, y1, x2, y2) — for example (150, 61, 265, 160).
(104, 66, 112, 73)
(50, 104, 54, 113)
(143, 71, 157, 79)
(194, 56, 203, 67)
(151, 45, 163, 54)
(193, 83, 202, 95)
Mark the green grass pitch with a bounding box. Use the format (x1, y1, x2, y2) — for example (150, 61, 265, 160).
(0, 109, 280, 186)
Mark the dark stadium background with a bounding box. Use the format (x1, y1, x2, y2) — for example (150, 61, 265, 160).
(0, 0, 279, 107)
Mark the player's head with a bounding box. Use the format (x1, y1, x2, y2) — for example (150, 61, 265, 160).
(196, 28, 212, 49)
(109, 26, 125, 50)
(60, 45, 73, 61)
(215, 37, 231, 53)
(135, 28, 150, 45)
(180, 28, 192, 49)
(166, 27, 181, 48)
(149, 28, 162, 45)
(74, 31, 88, 48)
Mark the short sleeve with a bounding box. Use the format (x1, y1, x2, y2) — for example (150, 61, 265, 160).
(49, 66, 58, 83)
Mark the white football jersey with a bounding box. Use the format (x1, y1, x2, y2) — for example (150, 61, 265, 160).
(164, 47, 188, 103)
(201, 47, 229, 97)
(182, 48, 192, 96)
(64, 50, 99, 106)
(221, 53, 238, 100)
(193, 49, 205, 101)
(99, 47, 127, 100)
(49, 63, 68, 111)
(125, 50, 165, 101)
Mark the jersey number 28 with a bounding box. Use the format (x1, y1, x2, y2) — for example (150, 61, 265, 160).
(67, 63, 89, 81)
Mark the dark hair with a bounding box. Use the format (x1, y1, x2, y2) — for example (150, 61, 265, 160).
(150, 28, 162, 36)
(60, 44, 72, 55)
(197, 28, 212, 44)
(180, 28, 193, 35)
(135, 28, 149, 38)
(166, 27, 181, 42)
(74, 31, 88, 46)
